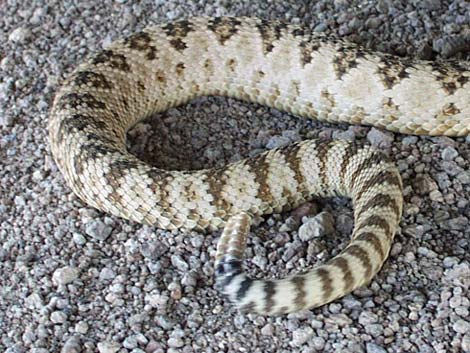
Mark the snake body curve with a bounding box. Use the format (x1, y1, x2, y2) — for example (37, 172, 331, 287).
(49, 17, 469, 315)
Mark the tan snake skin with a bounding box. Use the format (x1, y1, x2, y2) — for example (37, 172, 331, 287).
(48, 17, 469, 315)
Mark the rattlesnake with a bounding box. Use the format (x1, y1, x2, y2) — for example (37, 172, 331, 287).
(48, 17, 469, 315)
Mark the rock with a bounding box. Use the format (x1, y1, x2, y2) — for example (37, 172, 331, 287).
(457, 171, 470, 184)
(266, 135, 291, 149)
(61, 336, 81, 353)
(367, 128, 394, 148)
(402, 136, 418, 145)
(291, 327, 314, 347)
(441, 146, 458, 160)
(433, 35, 470, 58)
(51, 311, 67, 324)
(8, 27, 31, 43)
(85, 220, 112, 241)
(441, 216, 468, 231)
(97, 341, 120, 353)
(99, 268, 116, 281)
(298, 212, 335, 241)
(261, 323, 274, 335)
(25, 293, 44, 309)
(53, 267, 78, 286)
(72, 233, 86, 246)
(366, 342, 388, 353)
(171, 255, 189, 272)
(462, 333, 470, 352)
(123, 335, 138, 349)
(413, 174, 438, 195)
(140, 241, 168, 260)
(75, 321, 89, 334)
(453, 319, 470, 334)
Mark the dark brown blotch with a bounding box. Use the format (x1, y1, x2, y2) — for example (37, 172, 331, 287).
(204, 168, 230, 211)
(316, 267, 333, 303)
(276, 306, 290, 315)
(354, 232, 385, 260)
(338, 143, 359, 180)
(328, 256, 354, 293)
(280, 142, 306, 197)
(163, 19, 194, 37)
(299, 39, 321, 66)
(316, 141, 333, 189)
(124, 31, 157, 60)
(236, 277, 254, 301)
(333, 50, 360, 79)
(256, 19, 288, 54)
(207, 17, 242, 45)
(354, 169, 402, 206)
(356, 215, 391, 239)
(348, 151, 388, 191)
(58, 92, 106, 111)
(175, 62, 185, 76)
(137, 80, 146, 92)
(226, 58, 237, 72)
(155, 71, 167, 85)
(80, 141, 119, 163)
(72, 71, 112, 89)
(291, 275, 306, 310)
(91, 50, 130, 72)
(108, 158, 141, 175)
(357, 194, 401, 221)
(343, 244, 373, 281)
(163, 19, 194, 51)
(376, 56, 411, 89)
(263, 280, 277, 313)
(244, 153, 273, 204)
(58, 114, 107, 139)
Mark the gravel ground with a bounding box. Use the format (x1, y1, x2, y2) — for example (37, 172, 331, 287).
(1, 1, 470, 352)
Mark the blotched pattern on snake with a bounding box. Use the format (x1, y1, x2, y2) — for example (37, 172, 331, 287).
(49, 17, 469, 314)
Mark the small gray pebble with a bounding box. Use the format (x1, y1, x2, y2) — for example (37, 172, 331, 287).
(171, 255, 189, 272)
(25, 293, 44, 309)
(261, 323, 274, 335)
(453, 319, 470, 334)
(50, 311, 67, 324)
(266, 135, 291, 149)
(402, 136, 418, 145)
(123, 335, 138, 349)
(52, 267, 78, 286)
(462, 333, 470, 352)
(366, 342, 387, 353)
(291, 327, 314, 347)
(72, 233, 86, 245)
(414, 0, 440, 10)
(99, 268, 116, 281)
(457, 171, 470, 184)
(85, 220, 112, 241)
(97, 341, 121, 353)
(61, 336, 81, 353)
(74, 321, 89, 334)
(140, 241, 168, 260)
(298, 212, 335, 241)
(367, 128, 394, 148)
(441, 146, 458, 160)
(312, 337, 326, 350)
(359, 311, 379, 325)
(8, 27, 31, 43)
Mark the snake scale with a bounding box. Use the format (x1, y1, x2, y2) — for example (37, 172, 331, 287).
(49, 17, 469, 315)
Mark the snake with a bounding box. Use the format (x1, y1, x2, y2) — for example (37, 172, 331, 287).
(48, 17, 469, 315)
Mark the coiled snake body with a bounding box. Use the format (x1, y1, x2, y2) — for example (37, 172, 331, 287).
(49, 17, 469, 315)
